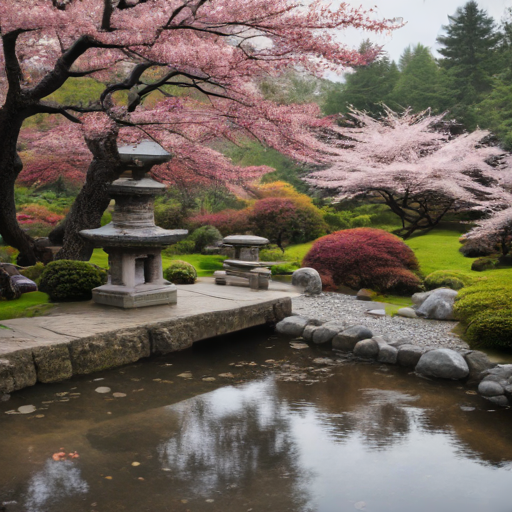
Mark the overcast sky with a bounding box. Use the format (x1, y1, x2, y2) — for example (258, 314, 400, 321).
(336, 0, 511, 66)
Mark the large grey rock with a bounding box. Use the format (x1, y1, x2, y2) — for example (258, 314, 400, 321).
(378, 344, 398, 364)
(302, 324, 319, 342)
(275, 316, 310, 337)
(478, 380, 504, 397)
(150, 326, 194, 354)
(397, 345, 425, 367)
(332, 325, 373, 352)
(483, 365, 512, 381)
(0, 359, 15, 394)
(396, 307, 417, 319)
(411, 290, 433, 306)
(353, 339, 379, 359)
(464, 351, 495, 382)
(485, 395, 509, 407)
(312, 323, 345, 345)
(414, 288, 458, 320)
(292, 268, 322, 295)
(415, 348, 469, 380)
(2, 349, 37, 390)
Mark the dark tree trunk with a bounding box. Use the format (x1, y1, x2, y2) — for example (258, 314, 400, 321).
(54, 129, 122, 261)
(0, 107, 45, 265)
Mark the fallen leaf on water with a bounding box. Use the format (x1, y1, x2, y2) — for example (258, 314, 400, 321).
(55, 392, 68, 397)
(181, 499, 188, 504)
(95, 387, 111, 394)
(35, 415, 45, 419)
(177, 372, 193, 379)
(113, 393, 127, 398)
(202, 377, 216, 382)
(138, 477, 144, 481)
(466, 391, 478, 395)
(132, 388, 144, 392)
(5, 410, 20, 415)
(160, 380, 173, 384)
(18, 405, 36, 414)
(131, 462, 140, 467)
(162, 468, 171, 472)
(218, 373, 234, 378)
(69, 452, 79, 459)
(290, 343, 309, 350)
(93, 378, 104, 382)
(105, 476, 112, 480)
(153, 378, 162, 382)
(248, 362, 258, 366)
(52, 452, 67, 461)
(131, 378, 141, 382)
(42, 401, 54, 404)
(205, 499, 214, 503)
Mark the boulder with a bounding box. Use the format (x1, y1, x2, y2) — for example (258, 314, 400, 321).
(312, 324, 345, 345)
(332, 325, 373, 352)
(464, 351, 495, 382)
(356, 289, 376, 301)
(485, 395, 509, 407)
(414, 288, 458, 320)
(275, 316, 311, 337)
(353, 339, 379, 359)
(378, 344, 398, 364)
(397, 345, 425, 367)
(478, 380, 504, 397)
(302, 324, 319, 342)
(415, 348, 469, 380)
(291, 268, 322, 295)
(396, 307, 417, 319)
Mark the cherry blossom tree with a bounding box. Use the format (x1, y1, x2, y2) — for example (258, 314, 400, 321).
(306, 107, 512, 238)
(465, 207, 512, 260)
(0, 0, 400, 264)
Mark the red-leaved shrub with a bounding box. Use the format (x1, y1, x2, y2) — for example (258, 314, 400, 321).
(188, 209, 251, 236)
(302, 228, 422, 294)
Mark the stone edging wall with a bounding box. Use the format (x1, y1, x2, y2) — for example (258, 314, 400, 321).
(276, 315, 512, 407)
(0, 298, 291, 394)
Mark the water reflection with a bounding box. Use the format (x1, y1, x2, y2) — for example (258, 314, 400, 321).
(24, 460, 88, 512)
(1, 334, 512, 512)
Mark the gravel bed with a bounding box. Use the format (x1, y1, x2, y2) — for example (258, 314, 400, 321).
(292, 292, 469, 350)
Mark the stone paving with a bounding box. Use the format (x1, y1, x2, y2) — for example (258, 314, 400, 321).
(0, 278, 298, 393)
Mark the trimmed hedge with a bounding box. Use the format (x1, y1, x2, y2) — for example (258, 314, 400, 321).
(39, 260, 106, 301)
(163, 260, 197, 284)
(302, 228, 421, 295)
(424, 270, 474, 291)
(454, 279, 512, 349)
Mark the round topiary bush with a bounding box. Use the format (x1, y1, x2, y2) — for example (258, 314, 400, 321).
(39, 260, 106, 301)
(471, 257, 497, 272)
(465, 310, 512, 349)
(302, 228, 422, 294)
(189, 225, 223, 253)
(163, 260, 197, 284)
(424, 270, 474, 291)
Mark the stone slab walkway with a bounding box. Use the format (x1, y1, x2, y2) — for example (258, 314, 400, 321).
(0, 278, 299, 393)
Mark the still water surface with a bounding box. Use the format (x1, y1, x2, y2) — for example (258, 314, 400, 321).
(1, 328, 512, 512)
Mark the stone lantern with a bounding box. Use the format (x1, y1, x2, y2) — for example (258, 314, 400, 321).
(80, 141, 188, 308)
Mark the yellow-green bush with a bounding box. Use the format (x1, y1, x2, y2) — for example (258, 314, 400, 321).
(424, 270, 475, 291)
(454, 279, 512, 349)
(163, 260, 197, 284)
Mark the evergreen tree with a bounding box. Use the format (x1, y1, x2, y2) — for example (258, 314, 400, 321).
(323, 41, 399, 117)
(436, 1, 501, 128)
(390, 44, 449, 113)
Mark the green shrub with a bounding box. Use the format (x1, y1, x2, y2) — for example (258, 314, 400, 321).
(471, 257, 497, 271)
(454, 277, 512, 349)
(260, 245, 286, 261)
(164, 240, 196, 256)
(424, 270, 475, 291)
(465, 310, 512, 349)
(189, 225, 223, 253)
(163, 260, 197, 284)
(20, 262, 45, 284)
(39, 260, 106, 301)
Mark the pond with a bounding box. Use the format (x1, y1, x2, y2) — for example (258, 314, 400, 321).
(1, 327, 512, 512)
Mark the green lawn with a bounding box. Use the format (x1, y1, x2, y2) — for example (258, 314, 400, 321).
(0, 291, 52, 322)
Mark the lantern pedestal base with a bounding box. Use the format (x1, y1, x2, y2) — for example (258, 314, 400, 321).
(92, 283, 177, 309)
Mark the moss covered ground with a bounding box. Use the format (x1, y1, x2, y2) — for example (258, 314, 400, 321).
(0, 291, 52, 322)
